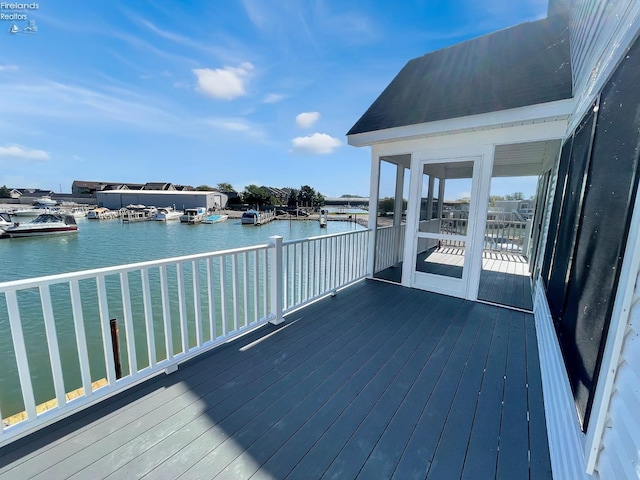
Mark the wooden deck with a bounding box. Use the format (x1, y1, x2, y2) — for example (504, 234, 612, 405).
(0, 280, 550, 479)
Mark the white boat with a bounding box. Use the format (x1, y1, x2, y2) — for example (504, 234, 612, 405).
(5, 213, 78, 238)
(180, 207, 206, 224)
(11, 206, 59, 217)
(121, 205, 157, 223)
(33, 196, 57, 207)
(202, 214, 229, 224)
(63, 206, 90, 218)
(241, 210, 259, 225)
(87, 207, 119, 220)
(0, 212, 13, 232)
(154, 207, 182, 221)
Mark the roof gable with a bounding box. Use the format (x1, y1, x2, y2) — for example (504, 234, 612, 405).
(348, 14, 572, 136)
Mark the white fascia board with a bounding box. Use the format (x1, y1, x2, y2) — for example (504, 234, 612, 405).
(347, 99, 574, 147)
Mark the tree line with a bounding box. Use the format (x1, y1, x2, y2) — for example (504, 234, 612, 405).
(196, 183, 326, 208)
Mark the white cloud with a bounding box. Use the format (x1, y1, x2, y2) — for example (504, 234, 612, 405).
(263, 93, 285, 104)
(0, 145, 50, 162)
(296, 112, 320, 128)
(0, 65, 19, 72)
(193, 63, 254, 100)
(290, 133, 341, 155)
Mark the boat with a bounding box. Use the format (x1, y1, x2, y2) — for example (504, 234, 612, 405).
(202, 214, 229, 224)
(241, 210, 259, 225)
(154, 207, 182, 221)
(87, 207, 119, 220)
(5, 213, 78, 238)
(11, 206, 59, 217)
(33, 196, 57, 207)
(180, 207, 206, 224)
(0, 212, 13, 232)
(63, 206, 90, 218)
(121, 205, 157, 223)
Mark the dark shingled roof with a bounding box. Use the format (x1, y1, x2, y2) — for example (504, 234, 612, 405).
(348, 14, 572, 136)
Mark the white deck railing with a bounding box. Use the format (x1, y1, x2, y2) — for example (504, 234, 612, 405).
(374, 224, 406, 273)
(0, 229, 370, 446)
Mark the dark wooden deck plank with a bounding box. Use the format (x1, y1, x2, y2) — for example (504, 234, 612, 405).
(354, 301, 477, 479)
(497, 310, 530, 479)
(525, 313, 553, 479)
(460, 307, 511, 480)
(389, 301, 484, 479)
(147, 284, 427, 478)
(425, 303, 498, 479)
(102, 282, 411, 479)
(0, 280, 552, 480)
(280, 294, 459, 480)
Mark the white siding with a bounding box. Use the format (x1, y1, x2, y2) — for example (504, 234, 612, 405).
(569, 0, 640, 133)
(594, 269, 640, 479)
(534, 279, 591, 480)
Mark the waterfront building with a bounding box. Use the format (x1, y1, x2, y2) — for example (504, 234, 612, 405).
(96, 188, 228, 210)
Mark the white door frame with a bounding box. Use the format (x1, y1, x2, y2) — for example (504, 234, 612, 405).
(402, 145, 494, 300)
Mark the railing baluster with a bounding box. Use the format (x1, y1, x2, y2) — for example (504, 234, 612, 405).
(176, 262, 188, 354)
(70, 280, 93, 393)
(219, 256, 227, 336)
(262, 249, 268, 319)
(119, 273, 137, 376)
(96, 275, 117, 384)
(192, 260, 202, 347)
(141, 268, 156, 368)
(159, 265, 173, 361)
(6, 290, 37, 421)
(253, 250, 259, 324)
(207, 258, 216, 341)
(242, 252, 248, 328)
(232, 253, 238, 332)
(40, 285, 66, 408)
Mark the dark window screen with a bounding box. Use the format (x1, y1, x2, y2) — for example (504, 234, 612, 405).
(560, 39, 640, 428)
(541, 138, 572, 285)
(546, 111, 594, 322)
(541, 34, 640, 431)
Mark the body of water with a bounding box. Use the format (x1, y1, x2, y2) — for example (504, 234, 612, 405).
(0, 216, 364, 283)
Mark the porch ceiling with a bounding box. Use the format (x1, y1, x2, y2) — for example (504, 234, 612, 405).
(492, 139, 561, 177)
(380, 139, 561, 179)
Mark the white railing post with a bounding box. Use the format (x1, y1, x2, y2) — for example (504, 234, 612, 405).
(269, 235, 284, 325)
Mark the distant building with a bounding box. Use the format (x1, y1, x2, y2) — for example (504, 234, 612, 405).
(143, 182, 175, 191)
(96, 189, 228, 211)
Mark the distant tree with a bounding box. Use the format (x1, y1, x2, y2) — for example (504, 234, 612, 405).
(378, 197, 407, 214)
(312, 192, 325, 207)
(195, 185, 216, 191)
(489, 195, 504, 207)
(341, 194, 365, 198)
(242, 184, 275, 207)
(297, 185, 316, 207)
(513, 192, 524, 200)
(0, 185, 10, 198)
(287, 188, 299, 207)
(216, 182, 235, 192)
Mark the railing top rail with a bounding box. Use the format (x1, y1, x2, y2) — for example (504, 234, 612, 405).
(0, 243, 270, 291)
(282, 228, 370, 246)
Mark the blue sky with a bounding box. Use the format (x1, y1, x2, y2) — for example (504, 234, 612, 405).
(0, 0, 547, 199)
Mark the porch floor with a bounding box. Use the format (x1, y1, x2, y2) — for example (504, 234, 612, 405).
(0, 280, 550, 479)
(376, 248, 533, 311)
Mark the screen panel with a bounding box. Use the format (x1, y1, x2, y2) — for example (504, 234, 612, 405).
(560, 37, 640, 429)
